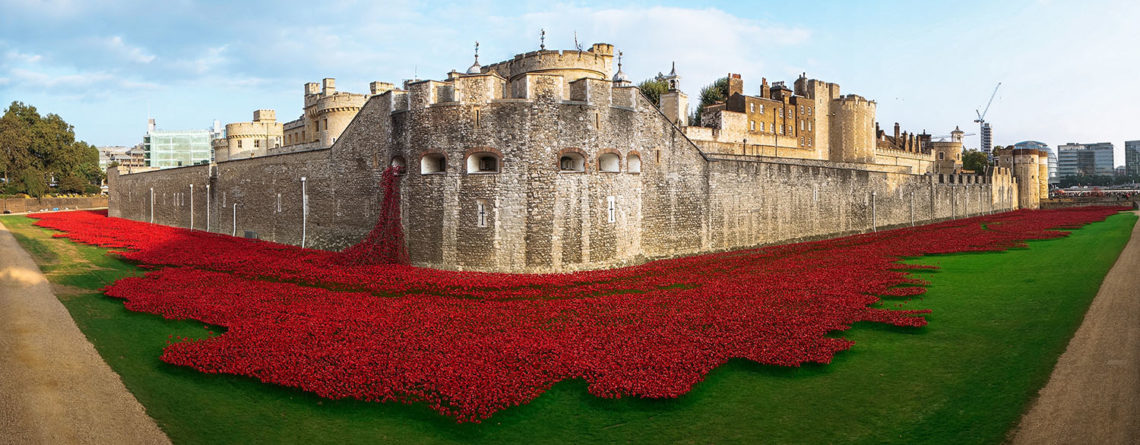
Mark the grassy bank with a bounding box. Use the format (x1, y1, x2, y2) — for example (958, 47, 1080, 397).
(1, 211, 1133, 444)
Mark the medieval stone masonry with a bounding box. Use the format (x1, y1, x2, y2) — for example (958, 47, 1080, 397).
(108, 42, 1040, 273)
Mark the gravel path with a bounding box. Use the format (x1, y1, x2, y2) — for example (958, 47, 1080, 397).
(0, 220, 170, 445)
(1011, 211, 1140, 444)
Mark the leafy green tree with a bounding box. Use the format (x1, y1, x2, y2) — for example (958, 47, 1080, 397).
(961, 149, 989, 173)
(694, 77, 729, 126)
(637, 74, 669, 106)
(19, 168, 46, 197)
(0, 101, 101, 196)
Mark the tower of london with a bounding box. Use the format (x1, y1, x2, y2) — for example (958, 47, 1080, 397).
(107, 41, 1045, 273)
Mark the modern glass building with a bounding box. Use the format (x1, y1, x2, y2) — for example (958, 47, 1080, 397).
(1013, 141, 1057, 184)
(1057, 142, 1114, 178)
(1126, 140, 1140, 177)
(143, 118, 217, 169)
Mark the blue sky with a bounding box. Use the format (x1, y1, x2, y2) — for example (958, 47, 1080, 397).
(2, 0, 1138, 163)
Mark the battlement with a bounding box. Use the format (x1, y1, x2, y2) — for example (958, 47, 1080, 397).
(835, 94, 875, 106)
(370, 81, 394, 95)
(481, 43, 614, 84)
(253, 109, 276, 122)
(305, 90, 367, 113)
(794, 77, 840, 99)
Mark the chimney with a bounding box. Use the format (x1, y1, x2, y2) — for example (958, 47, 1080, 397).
(727, 73, 743, 97)
(760, 77, 770, 98)
(322, 78, 336, 95)
(893, 122, 900, 140)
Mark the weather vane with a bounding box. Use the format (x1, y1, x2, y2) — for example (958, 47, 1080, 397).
(474, 41, 479, 64)
(540, 29, 545, 50)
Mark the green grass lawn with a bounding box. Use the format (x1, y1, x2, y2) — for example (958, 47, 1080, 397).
(1, 211, 1134, 444)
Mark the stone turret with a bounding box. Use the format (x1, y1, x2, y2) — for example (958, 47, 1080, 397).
(660, 63, 688, 126)
(480, 42, 615, 100)
(829, 95, 876, 163)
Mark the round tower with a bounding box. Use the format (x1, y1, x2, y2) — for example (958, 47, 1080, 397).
(480, 42, 615, 98)
(829, 95, 876, 164)
(931, 140, 963, 174)
(1002, 148, 1041, 209)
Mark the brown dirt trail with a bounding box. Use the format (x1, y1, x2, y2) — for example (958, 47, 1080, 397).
(1011, 211, 1140, 444)
(0, 220, 170, 445)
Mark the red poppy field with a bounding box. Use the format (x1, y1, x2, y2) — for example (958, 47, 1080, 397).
(28, 206, 1126, 423)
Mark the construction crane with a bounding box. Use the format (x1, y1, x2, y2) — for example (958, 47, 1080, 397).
(974, 82, 1001, 153)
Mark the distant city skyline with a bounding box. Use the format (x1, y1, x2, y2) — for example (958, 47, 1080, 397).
(2, 0, 1138, 164)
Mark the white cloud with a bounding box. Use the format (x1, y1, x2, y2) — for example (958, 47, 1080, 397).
(4, 49, 42, 64)
(103, 35, 155, 64)
(170, 45, 228, 75)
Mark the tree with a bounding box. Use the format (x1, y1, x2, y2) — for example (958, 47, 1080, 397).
(0, 101, 101, 196)
(636, 73, 669, 106)
(961, 149, 989, 173)
(694, 77, 729, 127)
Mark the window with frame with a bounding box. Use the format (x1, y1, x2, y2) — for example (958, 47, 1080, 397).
(559, 152, 586, 172)
(466, 152, 500, 174)
(750, 120, 756, 131)
(390, 156, 407, 173)
(421, 153, 447, 174)
(627, 154, 641, 173)
(598, 153, 620, 172)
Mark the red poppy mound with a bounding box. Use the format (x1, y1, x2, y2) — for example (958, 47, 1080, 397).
(29, 206, 1126, 422)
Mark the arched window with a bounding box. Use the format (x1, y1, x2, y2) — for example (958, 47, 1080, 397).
(421, 153, 446, 174)
(559, 152, 585, 172)
(627, 154, 641, 173)
(390, 156, 407, 174)
(598, 153, 620, 172)
(466, 152, 500, 174)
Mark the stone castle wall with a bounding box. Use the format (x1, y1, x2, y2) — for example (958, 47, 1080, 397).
(109, 74, 1023, 273)
(1, 196, 108, 214)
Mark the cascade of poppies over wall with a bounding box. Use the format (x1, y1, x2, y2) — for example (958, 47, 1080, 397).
(337, 165, 409, 266)
(28, 206, 1127, 422)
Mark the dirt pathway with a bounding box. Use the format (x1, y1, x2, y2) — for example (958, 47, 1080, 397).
(0, 220, 170, 445)
(1011, 211, 1140, 444)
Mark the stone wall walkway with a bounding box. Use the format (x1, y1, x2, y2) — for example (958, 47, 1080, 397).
(1011, 211, 1140, 444)
(0, 220, 169, 444)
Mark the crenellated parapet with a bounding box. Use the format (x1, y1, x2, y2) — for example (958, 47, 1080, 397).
(480, 43, 614, 101)
(481, 43, 614, 82)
